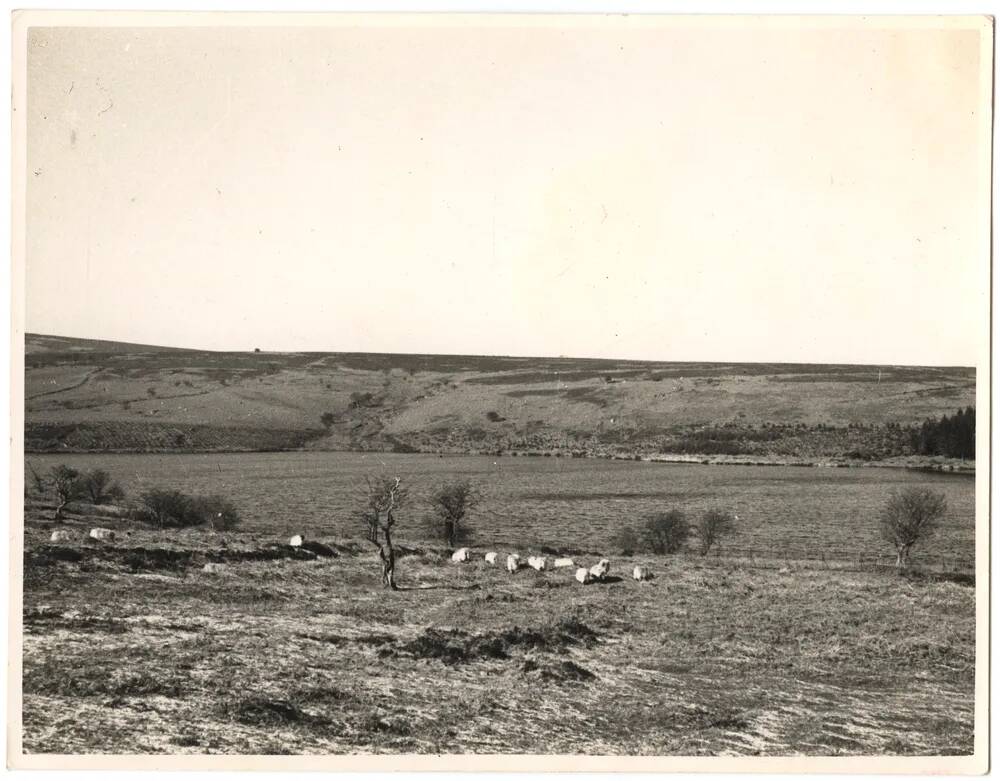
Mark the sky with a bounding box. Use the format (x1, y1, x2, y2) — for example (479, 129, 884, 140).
(22, 16, 991, 365)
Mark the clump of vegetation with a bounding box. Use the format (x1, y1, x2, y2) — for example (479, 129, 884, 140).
(612, 525, 642, 555)
(486, 410, 506, 422)
(879, 487, 947, 569)
(428, 479, 480, 547)
(138, 488, 241, 530)
(49, 465, 84, 520)
(644, 510, 689, 554)
(320, 412, 336, 429)
(696, 509, 736, 556)
(79, 468, 125, 505)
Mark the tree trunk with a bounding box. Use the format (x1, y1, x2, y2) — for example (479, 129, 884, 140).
(54, 500, 66, 521)
(895, 545, 910, 570)
(380, 526, 398, 590)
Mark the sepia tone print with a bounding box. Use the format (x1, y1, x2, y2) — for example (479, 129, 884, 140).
(10, 12, 991, 771)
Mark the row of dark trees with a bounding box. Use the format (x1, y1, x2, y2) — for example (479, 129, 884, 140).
(909, 407, 975, 459)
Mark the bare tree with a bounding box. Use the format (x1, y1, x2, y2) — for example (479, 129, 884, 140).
(696, 509, 736, 556)
(49, 465, 84, 520)
(80, 468, 125, 505)
(361, 475, 409, 590)
(26, 461, 47, 496)
(879, 487, 947, 569)
(428, 479, 479, 548)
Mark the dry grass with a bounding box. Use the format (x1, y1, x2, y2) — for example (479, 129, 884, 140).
(21, 511, 975, 756)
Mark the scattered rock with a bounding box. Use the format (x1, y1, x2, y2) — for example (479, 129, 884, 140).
(203, 563, 227, 574)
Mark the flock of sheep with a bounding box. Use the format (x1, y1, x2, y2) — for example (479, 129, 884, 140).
(450, 547, 652, 585)
(47, 528, 654, 586)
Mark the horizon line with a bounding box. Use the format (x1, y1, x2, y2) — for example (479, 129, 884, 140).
(22, 331, 977, 371)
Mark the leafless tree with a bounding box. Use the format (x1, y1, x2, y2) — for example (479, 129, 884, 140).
(361, 475, 409, 590)
(879, 487, 947, 569)
(428, 479, 479, 548)
(80, 468, 125, 505)
(696, 509, 736, 556)
(49, 465, 84, 520)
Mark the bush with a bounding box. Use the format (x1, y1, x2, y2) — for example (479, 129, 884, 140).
(139, 488, 241, 529)
(644, 510, 689, 554)
(879, 487, 946, 569)
(428, 480, 480, 547)
(612, 525, 641, 555)
(191, 494, 241, 531)
(80, 468, 125, 505)
(695, 509, 735, 555)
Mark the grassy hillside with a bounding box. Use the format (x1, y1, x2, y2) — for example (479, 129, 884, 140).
(24, 334, 976, 463)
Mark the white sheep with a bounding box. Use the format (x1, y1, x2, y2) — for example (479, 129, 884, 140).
(49, 530, 72, 543)
(589, 559, 611, 581)
(527, 556, 547, 571)
(89, 528, 115, 542)
(506, 554, 522, 573)
(484, 552, 498, 565)
(553, 557, 575, 568)
(451, 547, 470, 563)
(632, 565, 652, 581)
(289, 534, 304, 547)
(575, 567, 593, 585)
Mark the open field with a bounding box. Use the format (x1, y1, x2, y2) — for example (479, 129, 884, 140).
(21, 453, 976, 755)
(25, 334, 975, 463)
(24, 453, 975, 571)
(22, 528, 975, 756)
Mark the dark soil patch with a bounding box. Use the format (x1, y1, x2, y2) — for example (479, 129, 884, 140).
(389, 618, 600, 665)
(221, 696, 329, 728)
(522, 658, 597, 682)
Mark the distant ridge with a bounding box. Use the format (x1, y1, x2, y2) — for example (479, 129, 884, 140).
(22, 333, 974, 371)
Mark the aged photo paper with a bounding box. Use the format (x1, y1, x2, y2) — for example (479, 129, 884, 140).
(7, 10, 993, 773)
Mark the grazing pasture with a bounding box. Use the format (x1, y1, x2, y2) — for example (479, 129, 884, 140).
(20, 453, 977, 755)
(25, 453, 975, 571)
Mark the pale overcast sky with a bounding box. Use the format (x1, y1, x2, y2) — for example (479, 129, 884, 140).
(23, 16, 991, 364)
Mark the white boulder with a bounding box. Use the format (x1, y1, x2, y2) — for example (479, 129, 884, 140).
(289, 534, 304, 547)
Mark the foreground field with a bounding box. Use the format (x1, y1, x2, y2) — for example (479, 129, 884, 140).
(22, 519, 975, 756)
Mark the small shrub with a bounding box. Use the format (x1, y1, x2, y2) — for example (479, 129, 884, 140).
(612, 525, 641, 555)
(139, 488, 241, 529)
(428, 480, 480, 547)
(49, 465, 85, 519)
(879, 487, 947, 569)
(191, 494, 241, 530)
(644, 510, 689, 554)
(80, 468, 125, 505)
(696, 509, 735, 556)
